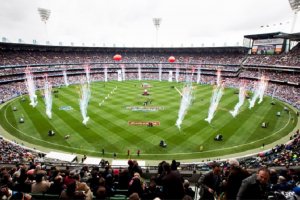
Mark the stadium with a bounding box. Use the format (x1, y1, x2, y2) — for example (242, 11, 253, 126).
(0, 0, 300, 200)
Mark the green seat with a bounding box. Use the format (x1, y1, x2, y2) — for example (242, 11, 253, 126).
(110, 194, 127, 200)
(43, 194, 60, 199)
(31, 193, 60, 200)
(114, 189, 128, 196)
(30, 193, 45, 200)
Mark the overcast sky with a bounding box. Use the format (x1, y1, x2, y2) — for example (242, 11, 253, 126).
(0, 0, 298, 47)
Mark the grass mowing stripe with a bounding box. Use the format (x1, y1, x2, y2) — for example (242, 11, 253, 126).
(0, 80, 297, 160)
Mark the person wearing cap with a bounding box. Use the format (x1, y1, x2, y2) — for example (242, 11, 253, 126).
(236, 167, 270, 200)
(197, 161, 222, 200)
(222, 158, 250, 200)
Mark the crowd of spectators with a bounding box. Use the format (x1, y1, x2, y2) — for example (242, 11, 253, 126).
(244, 44, 300, 67)
(257, 130, 300, 167)
(0, 121, 299, 199)
(0, 43, 300, 199)
(1, 72, 299, 108)
(239, 69, 300, 84)
(0, 148, 299, 199)
(0, 44, 299, 107)
(0, 137, 38, 164)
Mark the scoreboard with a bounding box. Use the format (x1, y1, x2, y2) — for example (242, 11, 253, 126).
(251, 38, 285, 55)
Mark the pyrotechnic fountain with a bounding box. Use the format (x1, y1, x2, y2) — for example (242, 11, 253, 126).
(121, 65, 126, 81)
(230, 84, 246, 117)
(25, 67, 38, 107)
(205, 70, 224, 123)
(84, 65, 91, 84)
(196, 67, 201, 84)
(168, 71, 173, 82)
(159, 64, 162, 81)
(63, 70, 69, 87)
(249, 75, 268, 109)
(175, 67, 194, 130)
(271, 86, 277, 100)
(175, 67, 179, 83)
(138, 64, 142, 81)
(104, 66, 108, 82)
(175, 82, 194, 129)
(79, 79, 91, 125)
(43, 74, 52, 119)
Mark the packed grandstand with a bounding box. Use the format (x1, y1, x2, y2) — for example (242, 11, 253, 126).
(0, 32, 299, 199)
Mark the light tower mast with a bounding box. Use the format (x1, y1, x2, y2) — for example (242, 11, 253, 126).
(153, 18, 162, 47)
(288, 0, 300, 33)
(37, 7, 51, 44)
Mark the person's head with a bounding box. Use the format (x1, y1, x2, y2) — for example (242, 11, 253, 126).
(129, 192, 140, 200)
(128, 159, 134, 167)
(256, 167, 270, 185)
(278, 176, 286, 184)
(35, 172, 45, 183)
(0, 186, 10, 198)
(183, 179, 190, 189)
(211, 162, 221, 175)
(182, 195, 193, 200)
(54, 175, 63, 183)
(269, 168, 278, 184)
(133, 172, 141, 179)
(158, 161, 166, 174)
(95, 186, 106, 199)
(162, 162, 171, 174)
(228, 158, 239, 168)
(171, 160, 177, 170)
(73, 173, 80, 181)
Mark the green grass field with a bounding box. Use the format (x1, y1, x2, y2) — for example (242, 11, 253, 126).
(0, 80, 298, 160)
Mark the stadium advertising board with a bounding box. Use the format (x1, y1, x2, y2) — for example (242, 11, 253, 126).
(251, 38, 284, 55)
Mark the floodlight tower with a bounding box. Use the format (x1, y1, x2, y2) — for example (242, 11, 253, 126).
(153, 18, 162, 47)
(38, 7, 51, 44)
(288, 0, 300, 33)
(38, 8, 51, 24)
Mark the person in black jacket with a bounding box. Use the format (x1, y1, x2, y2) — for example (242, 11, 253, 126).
(236, 167, 270, 200)
(161, 162, 185, 199)
(197, 162, 222, 200)
(222, 159, 250, 200)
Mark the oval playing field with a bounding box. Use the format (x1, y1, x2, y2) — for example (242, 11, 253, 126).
(0, 80, 298, 160)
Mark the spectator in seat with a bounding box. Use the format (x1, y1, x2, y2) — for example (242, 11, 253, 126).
(161, 162, 185, 200)
(222, 158, 250, 200)
(73, 174, 93, 200)
(183, 179, 195, 199)
(236, 167, 270, 200)
(47, 175, 65, 195)
(31, 171, 51, 194)
(197, 161, 222, 200)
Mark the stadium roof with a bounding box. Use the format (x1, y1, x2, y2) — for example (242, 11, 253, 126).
(0, 42, 248, 54)
(274, 32, 300, 41)
(244, 32, 287, 40)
